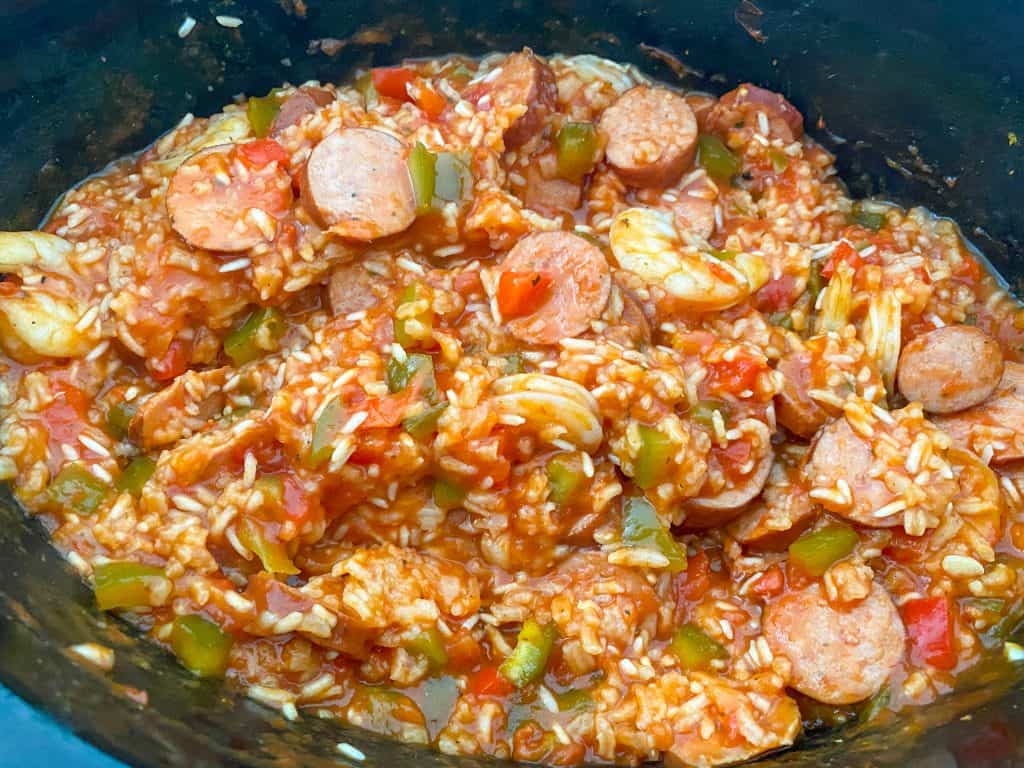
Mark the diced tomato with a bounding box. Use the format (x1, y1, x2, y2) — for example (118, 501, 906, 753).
(820, 240, 874, 280)
(706, 354, 765, 396)
(883, 531, 929, 563)
(41, 381, 89, 447)
(676, 330, 717, 356)
(954, 254, 983, 285)
(238, 139, 289, 168)
(371, 67, 416, 101)
(0, 277, 20, 296)
(719, 438, 752, 467)
(469, 665, 514, 697)
(750, 565, 784, 598)
(415, 83, 447, 119)
(446, 632, 485, 672)
(755, 274, 796, 312)
(150, 339, 190, 381)
(281, 473, 317, 525)
(902, 596, 956, 670)
(497, 271, 553, 319)
(677, 549, 711, 605)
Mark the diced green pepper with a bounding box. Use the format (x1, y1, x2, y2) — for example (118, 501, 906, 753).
(633, 425, 674, 490)
(223, 307, 286, 366)
(621, 497, 687, 573)
(768, 148, 790, 173)
(49, 463, 108, 516)
(386, 352, 436, 399)
(393, 283, 435, 349)
(547, 455, 584, 505)
(405, 626, 448, 670)
(556, 122, 598, 182)
(806, 259, 825, 302)
(105, 400, 138, 441)
(237, 518, 298, 575)
(698, 134, 741, 181)
(852, 204, 886, 231)
(247, 92, 282, 138)
(403, 401, 448, 440)
(670, 623, 729, 670)
(115, 456, 156, 495)
(93, 561, 167, 611)
(710, 248, 737, 261)
(433, 478, 466, 510)
(689, 400, 730, 430)
(499, 618, 556, 688)
(556, 688, 594, 713)
(170, 614, 234, 677)
(502, 353, 525, 375)
(767, 311, 794, 331)
(254, 475, 285, 506)
(858, 686, 890, 723)
(433, 151, 472, 203)
(308, 396, 343, 468)
(354, 71, 377, 105)
(788, 524, 859, 577)
(408, 142, 437, 214)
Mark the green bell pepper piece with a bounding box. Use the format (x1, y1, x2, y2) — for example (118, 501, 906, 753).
(670, 623, 729, 670)
(308, 396, 343, 468)
(94, 561, 167, 611)
(49, 463, 108, 516)
(499, 618, 556, 688)
(409, 142, 437, 213)
(405, 626, 448, 670)
(115, 455, 156, 495)
(403, 401, 448, 440)
(621, 497, 687, 572)
(788, 524, 859, 577)
(556, 122, 598, 182)
(547, 455, 584, 505)
(223, 307, 286, 366)
(633, 425, 673, 490)
(698, 134, 741, 181)
(433, 478, 466, 510)
(170, 614, 234, 677)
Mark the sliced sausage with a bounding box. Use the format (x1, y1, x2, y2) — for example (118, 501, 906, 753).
(523, 164, 582, 216)
(685, 420, 773, 528)
(708, 83, 804, 142)
(775, 348, 828, 438)
(598, 279, 652, 348)
(764, 582, 904, 704)
(598, 86, 698, 188)
(499, 231, 611, 345)
(301, 128, 416, 241)
(671, 171, 717, 240)
(130, 367, 231, 449)
(327, 261, 380, 316)
(167, 143, 293, 252)
(472, 49, 557, 149)
(934, 361, 1024, 464)
(897, 325, 1004, 414)
(270, 87, 334, 135)
(727, 459, 817, 550)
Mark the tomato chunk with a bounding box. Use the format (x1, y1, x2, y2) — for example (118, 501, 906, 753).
(497, 271, 553, 319)
(902, 596, 956, 670)
(238, 138, 289, 168)
(469, 665, 514, 697)
(371, 67, 416, 101)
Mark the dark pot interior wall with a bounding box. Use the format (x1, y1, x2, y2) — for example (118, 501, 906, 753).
(0, 1, 1023, 767)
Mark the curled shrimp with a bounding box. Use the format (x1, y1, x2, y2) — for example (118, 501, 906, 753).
(609, 207, 768, 311)
(490, 373, 603, 451)
(0, 231, 100, 362)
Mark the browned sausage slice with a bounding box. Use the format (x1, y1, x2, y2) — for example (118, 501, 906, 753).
(708, 83, 804, 142)
(302, 128, 416, 242)
(499, 231, 611, 345)
(270, 87, 334, 135)
(473, 49, 557, 149)
(934, 361, 1024, 464)
(775, 348, 828, 438)
(130, 367, 231, 449)
(327, 261, 380, 316)
(685, 420, 774, 528)
(167, 144, 294, 252)
(726, 459, 817, 550)
(897, 325, 1004, 414)
(764, 582, 904, 704)
(599, 86, 698, 188)
(671, 172, 717, 240)
(523, 165, 582, 216)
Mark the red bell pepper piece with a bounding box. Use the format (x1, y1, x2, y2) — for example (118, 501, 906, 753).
(469, 665, 514, 697)
(371, 67, 416, 101)
(497, 271, 553, 319)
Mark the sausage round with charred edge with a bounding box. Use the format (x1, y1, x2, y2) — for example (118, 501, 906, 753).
(476, 49, 557, 149)
(301, 128, 417, 242)
(933, 361, 1024, 464)
(775, 347, 828, 438)
(167, 143, 293, 252)
(328, 261, 380, 317)
(270, 87, 334, 135)
(764, 582, 904, 704)
(897, 325, 1004, 414)
(599, 86, 698, 188)
(499, 231, 611, 345)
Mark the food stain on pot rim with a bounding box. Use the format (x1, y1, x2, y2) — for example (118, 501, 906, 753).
(1, 48, 1024, 767)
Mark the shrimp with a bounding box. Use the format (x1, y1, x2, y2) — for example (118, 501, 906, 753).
(609, 207, 768, 312)
(490, 373, 603, 451)
(0, 231, 100, 362)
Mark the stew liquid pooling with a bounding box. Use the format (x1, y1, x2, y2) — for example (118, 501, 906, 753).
(2, 50, 1024, 766)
